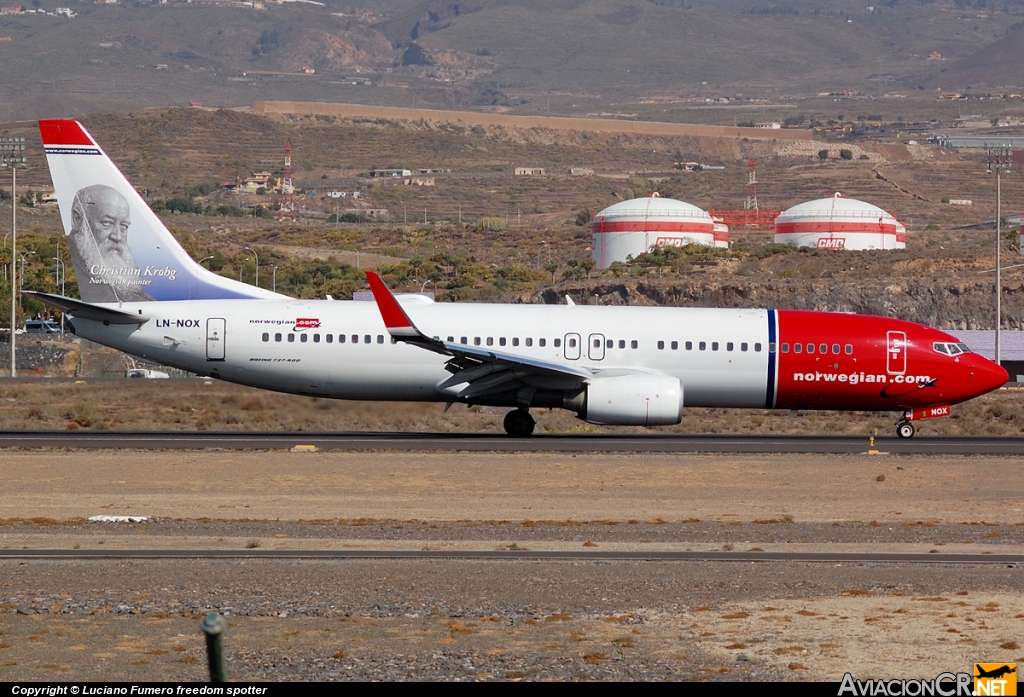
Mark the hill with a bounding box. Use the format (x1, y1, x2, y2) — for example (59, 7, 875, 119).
(0, 1, 1023, 120)
(925, 24, 1024, 91)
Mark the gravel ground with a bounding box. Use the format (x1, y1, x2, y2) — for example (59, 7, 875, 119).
(1, 559, 1022, 682)
(1, 449, 1023, 681)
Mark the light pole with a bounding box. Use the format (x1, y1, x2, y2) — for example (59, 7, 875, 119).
(244, 246, 258, 288)
(240, 258, 248, 283)
(986, 144, 1013, 367)
(2, 135, 26, 378)
(271, 265, 278, 293)
(420, 279, 432, 294)
(53, 257, 65, 332)
(18, 251, 33, 288)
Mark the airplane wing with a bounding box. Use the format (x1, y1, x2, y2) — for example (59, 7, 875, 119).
(365, 272, 591, 402)
(22, 291, 149, 325)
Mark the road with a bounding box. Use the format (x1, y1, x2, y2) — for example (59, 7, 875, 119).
(2, 430, 1024, 453)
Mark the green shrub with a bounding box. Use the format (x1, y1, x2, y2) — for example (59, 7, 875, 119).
(476, 216, 507, 232)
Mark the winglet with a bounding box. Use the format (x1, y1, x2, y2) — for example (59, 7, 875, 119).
(365, 272, 426, 339)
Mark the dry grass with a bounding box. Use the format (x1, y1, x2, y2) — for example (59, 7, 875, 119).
(0, 377, 1019, 437)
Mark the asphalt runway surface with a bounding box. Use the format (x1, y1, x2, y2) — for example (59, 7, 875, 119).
(1, 549, 1022, 563)
(3, 430, 1024, 453)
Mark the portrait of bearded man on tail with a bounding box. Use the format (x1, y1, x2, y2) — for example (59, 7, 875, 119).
(67, 184, 154, 303)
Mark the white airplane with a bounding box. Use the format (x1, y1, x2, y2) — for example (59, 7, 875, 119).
(28, 119, 1007, 437)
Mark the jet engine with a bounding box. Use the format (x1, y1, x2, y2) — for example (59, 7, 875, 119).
(571, 373, 684, 426)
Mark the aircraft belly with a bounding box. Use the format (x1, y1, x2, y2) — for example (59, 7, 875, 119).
(335, 357, 447, 400)
(681, 369, 767, 408)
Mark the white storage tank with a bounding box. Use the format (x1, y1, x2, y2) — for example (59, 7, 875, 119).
(591, 194, 723, 269)
(774, 193, 906, 250)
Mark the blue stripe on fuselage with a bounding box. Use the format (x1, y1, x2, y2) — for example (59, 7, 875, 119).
(765, 309, 777, 408)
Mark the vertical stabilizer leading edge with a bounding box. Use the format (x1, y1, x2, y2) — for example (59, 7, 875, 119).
(39, 119, 283, 302)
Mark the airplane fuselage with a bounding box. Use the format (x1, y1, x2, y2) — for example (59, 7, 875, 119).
(69, 298, 1004, 416)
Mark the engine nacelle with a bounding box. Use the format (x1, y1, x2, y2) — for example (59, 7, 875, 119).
(576, 374, 684, 426)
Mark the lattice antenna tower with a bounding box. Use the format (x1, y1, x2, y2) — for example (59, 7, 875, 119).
(279, 138, 295, 221)
(745, 158, 758, 212)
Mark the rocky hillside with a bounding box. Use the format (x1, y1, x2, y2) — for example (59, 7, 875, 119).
(529, 278, 1020, 331)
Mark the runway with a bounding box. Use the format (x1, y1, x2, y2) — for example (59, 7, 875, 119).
(2, 549, 1022, 564)
(2, 429, 1024, 453)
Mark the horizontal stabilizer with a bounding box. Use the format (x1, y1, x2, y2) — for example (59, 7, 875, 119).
(22, 291, 149, 325)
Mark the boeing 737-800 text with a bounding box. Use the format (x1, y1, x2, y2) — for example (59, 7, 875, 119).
(27, 119, 1007, 437)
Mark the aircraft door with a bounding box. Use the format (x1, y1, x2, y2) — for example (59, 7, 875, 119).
(564, 333, 581, 360)
(886, 331, 906, 375)
(207, 318, 226, 361)
(588, 333, 606, 361)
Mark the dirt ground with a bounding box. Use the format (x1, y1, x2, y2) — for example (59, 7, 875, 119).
(0, 450, 1023, 524)
(0, 449, 1022, 681)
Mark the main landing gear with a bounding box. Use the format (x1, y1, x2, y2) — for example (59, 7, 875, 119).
(503, 408, 536, 437)
(896, 421, 915, 439)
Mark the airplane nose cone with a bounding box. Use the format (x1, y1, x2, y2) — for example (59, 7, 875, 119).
(969, 357, 1008, 397)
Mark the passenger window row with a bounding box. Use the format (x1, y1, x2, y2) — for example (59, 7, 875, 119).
(261, 332, 389, 344)
(656, 340, 762, 352)
(780, 343, 853, 355)
(259, 332, 775, 354)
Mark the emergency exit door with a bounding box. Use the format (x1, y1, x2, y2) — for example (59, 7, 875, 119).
(886, 331, 906, 375)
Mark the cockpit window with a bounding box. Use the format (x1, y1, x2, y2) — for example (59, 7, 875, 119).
(933, 342, 970, 356)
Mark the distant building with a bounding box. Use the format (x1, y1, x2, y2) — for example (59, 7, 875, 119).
(403, 176, 434, 186)
(932, 134, 1024, 150)
(514, 167, 545, 176)
(370, 169, 412, 178)
(754, 122, 781, 129)
(239, 171, 274, 193)
(569, 167, 594, 176)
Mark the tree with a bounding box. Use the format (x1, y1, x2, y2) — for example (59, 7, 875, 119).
(839, 149, 854, 160)
(818, 149, 829, 160)
(544, 262, 560, 284)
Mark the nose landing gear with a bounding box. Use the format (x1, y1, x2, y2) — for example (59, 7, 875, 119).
(503, 408, 536, 437)
(896, 421, 915, 439)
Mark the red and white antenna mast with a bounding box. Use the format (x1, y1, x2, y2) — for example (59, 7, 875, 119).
(745, 158, 758, 213)
(279, 138, 295, 221)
